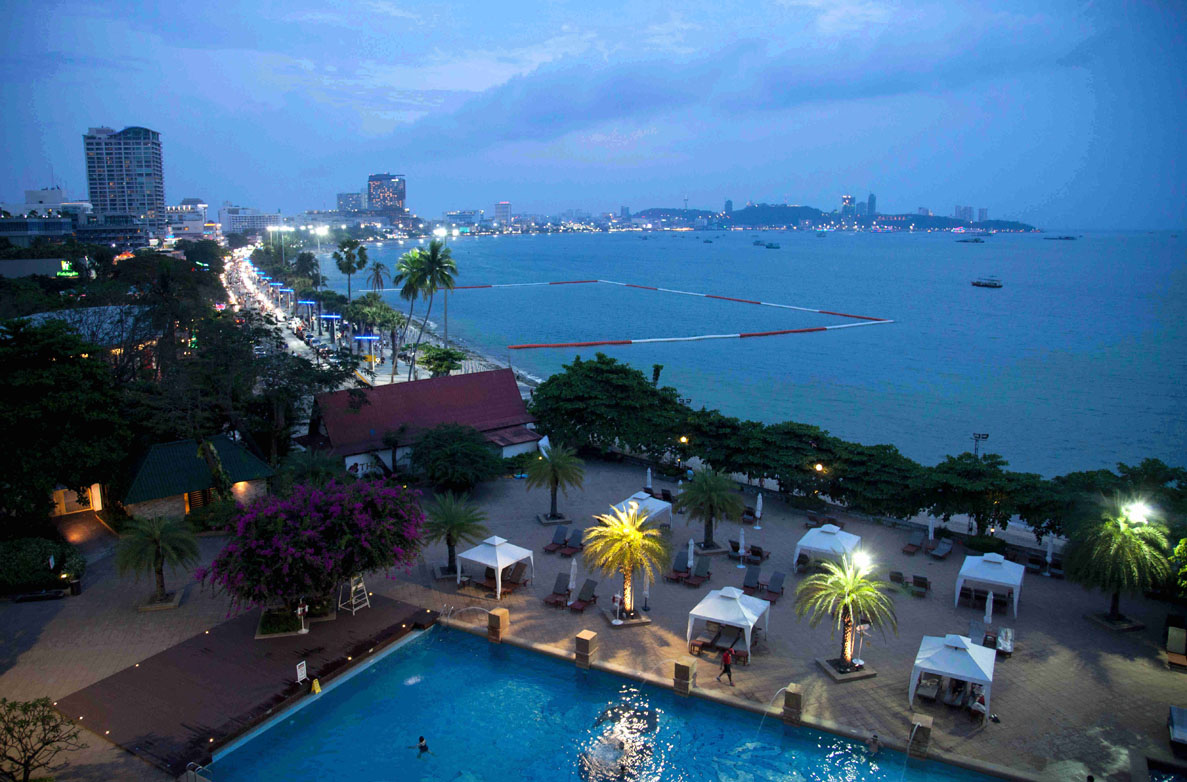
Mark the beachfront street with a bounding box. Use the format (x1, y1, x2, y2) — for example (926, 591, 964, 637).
(2, 459, 1179, 781)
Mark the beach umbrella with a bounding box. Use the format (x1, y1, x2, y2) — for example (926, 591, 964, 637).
(645, 467, 652, 491)
(737, 527, 747, 569)
(984, 590, 994, 625)
(1046, 535, 1054, 567)
(927, 517, 935, 541)
(641, 567, 650, 611)
(754, 493, 764, 530)
(568, 559, 578, 605)
(688, 537, 696, 567)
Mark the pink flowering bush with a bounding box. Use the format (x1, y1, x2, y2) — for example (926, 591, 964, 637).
(197, 479, 425, 611)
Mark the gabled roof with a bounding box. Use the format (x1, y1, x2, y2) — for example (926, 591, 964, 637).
(314, 369, 535, 456)
(124, 436, 274, 505)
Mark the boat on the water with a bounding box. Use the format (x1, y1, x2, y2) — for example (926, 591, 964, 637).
(972, 276, 1003, 288)
(765, 242, 780, 249)
(957, 238, 985, 243)
(753, 240, 765, 246)
(1044, 235, 1077, 240)
(703, 239, 713, 244)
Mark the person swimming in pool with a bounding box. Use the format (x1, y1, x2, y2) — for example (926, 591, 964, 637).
(409, 736, 431, 756)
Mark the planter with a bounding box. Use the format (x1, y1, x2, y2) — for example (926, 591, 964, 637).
(69, 578, 82, 596)
(816, 657, 877, 683)
(1085, 612, 1145, 632)
(537, 513, 571, 526)
(254, 609, 310, 640)
(138, 590, 183, 613)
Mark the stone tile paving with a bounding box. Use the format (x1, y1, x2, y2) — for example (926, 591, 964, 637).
(2, 461, 1182, 782)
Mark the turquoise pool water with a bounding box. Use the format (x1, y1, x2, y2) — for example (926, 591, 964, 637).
(209, 628, 997, 781)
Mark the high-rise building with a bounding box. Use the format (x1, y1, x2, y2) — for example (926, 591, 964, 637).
(918, 207, 930, 216)
(978, 208, 988, 223)
(218, 203, 280, 236)
(494, 201, 511, 225)
(954, 205, 974, 222)
(337, 193, 363, 212)
(856, 202, 867, 217)
(867, 193, 876, 216)
(840, 194, 856, 219)
(367, 174, 406, 211)
(620, 206, 630, 219)
(166, 198, 212, 239)
(83, 126, 165, 232)
(724, 199, 733, 215)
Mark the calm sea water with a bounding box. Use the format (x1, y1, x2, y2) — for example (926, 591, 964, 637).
(209, 628, 992, 781)
(320, 230, 1186, 477)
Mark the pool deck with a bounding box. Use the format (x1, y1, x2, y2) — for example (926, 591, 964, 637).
(52, 595, 436, 777)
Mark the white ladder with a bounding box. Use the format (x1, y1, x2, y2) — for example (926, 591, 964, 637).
(338, 574, 371, 615)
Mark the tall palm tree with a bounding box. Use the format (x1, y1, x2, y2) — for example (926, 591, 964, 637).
(794, 555, 897, 667)
(584, 503, 670, 615)
(115, 516, 201, 603)
(293, 251, 322, 289)
(525, 443, 585, 520)
(673, 469, 744, 549)
(424, 492, 490, 574)
(332, 238, 369, 302)
(405, 239, 457, 379)
(392, 249, 423, 365)
(1065, 498, 1170, 620)
(366, 260, 390, 294)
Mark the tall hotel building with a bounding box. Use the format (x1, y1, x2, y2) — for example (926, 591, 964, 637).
(83, 126, 166, 232)
(367, 173, 406, 211)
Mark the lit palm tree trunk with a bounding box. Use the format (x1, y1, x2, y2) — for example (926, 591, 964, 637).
(841, 608, 854, 664)
(622, 568, 634, 614)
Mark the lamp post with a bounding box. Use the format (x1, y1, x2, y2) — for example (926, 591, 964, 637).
(972, 432, 989, 457)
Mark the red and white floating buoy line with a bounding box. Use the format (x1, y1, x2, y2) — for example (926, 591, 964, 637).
(385, 278, 893, 350)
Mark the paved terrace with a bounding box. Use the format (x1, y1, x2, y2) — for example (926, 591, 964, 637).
(0, 460, 1181, 781)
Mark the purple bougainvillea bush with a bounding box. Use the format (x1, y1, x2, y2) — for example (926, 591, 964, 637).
(197, 479, 425, 611)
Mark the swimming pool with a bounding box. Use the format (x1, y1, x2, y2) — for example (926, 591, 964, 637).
(208, 628, 999, 781)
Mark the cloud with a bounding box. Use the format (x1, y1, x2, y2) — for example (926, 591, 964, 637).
(363, 1, 420, 21)
(777, 0, 894, 35)
(641, 13, 702, 55)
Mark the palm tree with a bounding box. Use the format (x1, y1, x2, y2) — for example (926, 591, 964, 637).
(366, 260, 390, 294)
(424, 492, 490, 574)
(795, 555, 897, 668)
(583, 503, 670, 615)
(525, 443, 585, 520)
(674, 469, 744, 549)
(115, 516, 201, 603)
(332, 238, 369, 302)
(1065, 498, 1170, 620)
(293, 251, 322, 289)
(392, 249, 423, 366)
(405, 239, 457, 379)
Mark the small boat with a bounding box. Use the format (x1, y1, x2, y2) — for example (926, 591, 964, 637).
(765, 242, 780, 249)
(972, 276, 1003, 289)
(753, 240, 765, 246)
(703, 239, 713, 244)
(956, 238, 985, 244)
(1044, 235, 1077, 241)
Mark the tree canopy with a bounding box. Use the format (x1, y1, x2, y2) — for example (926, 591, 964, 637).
(408, 424, 502, 491)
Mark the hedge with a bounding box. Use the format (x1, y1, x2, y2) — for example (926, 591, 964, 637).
(0, 538, 86, 593)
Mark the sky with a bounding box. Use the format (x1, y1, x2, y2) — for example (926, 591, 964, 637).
(2, 0, 1185, 229)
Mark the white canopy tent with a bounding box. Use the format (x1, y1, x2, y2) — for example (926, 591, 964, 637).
(954, 553, 1025, 617)
(909, 634, 996, 719)
(686, 586, 771, 654)
(793, 524, 862, 564)
(456, 536, 535, 600)
(614, 491, 673, 527)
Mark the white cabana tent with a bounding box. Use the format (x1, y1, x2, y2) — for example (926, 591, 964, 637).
(793, 524, 861, 564)
(909, 634, 996, 718)
(954, 553, 1025, 617)
(614, 491, 672, 527)
(456, 536, 534, 600)
(686, 586, 771, 654)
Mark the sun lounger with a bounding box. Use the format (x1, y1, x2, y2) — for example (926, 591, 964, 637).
(504, 562, 530, 587)
(972, 588, 988, 607)
(804, 517, 823, 530)
(683, 557, 712, 588)
(663, 551, 691, 583)
(761, 572, 786, 603)
(996, 627, 1014, 657)
(911, 575, 931, 597)
(1024, 556, 1044, 574)
(1170, 706, 1187, 750)
(662, 488, 674, 503)
(745, 545, 771, 564)
(727, 539, 744, 561)
(543, 573, 571, 607)
(1167, 627, 1187, 670)
(915, 675, 941, 703)
(958, 586, 974, 606)
(543, 526, 569, 553)
(741, 565, 762, 594)
(941, 679, 968, 707)
(927, 539, 954, 559)
(558, 529, 584, 557)
(742, 506, 757, 524)
(992, 591, 1009, 612)
(714, 626, 742, 652)
(569, 579, 598, 613)
(889, 571, 904, 584)
(794, 553, 811, 574)
(968, 620, 985, 642)
(902, 531, 924, 554)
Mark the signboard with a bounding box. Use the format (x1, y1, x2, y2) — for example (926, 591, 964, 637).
(296, 660, 308, 684)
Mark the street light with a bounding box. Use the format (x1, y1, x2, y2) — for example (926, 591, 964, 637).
(972, 433, 989, 457)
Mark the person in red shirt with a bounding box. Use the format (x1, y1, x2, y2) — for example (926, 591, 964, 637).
(716, 648, 734, 686)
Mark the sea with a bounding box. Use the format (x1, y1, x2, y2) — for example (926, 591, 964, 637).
(318, 230, 1186, 478)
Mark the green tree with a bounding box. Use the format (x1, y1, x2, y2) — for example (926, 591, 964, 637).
(392, 249, 423, 354)
(0, 320, 127, 523)
(280, 448, 343, 491)
(366, 259, 390, 293)
(1065, 498, 1171, 620)
(416, 344, 467, 377)
(924, 452, 1022, 535)
(794, 555, 897, 667)
(583, 503, 670, 615)
(525, 443, 585, 520)
(0, 697, 87, 782)
(409, 423, 501, 491)
(404, 239, 457, 379)
(830, 442, 927, 519)
(115, 516, 201, 603)
(424, 491, 489, 574)
(674, 469, 744, 549)
(293, 251, 323, 289)
(332, 238, 369, 302)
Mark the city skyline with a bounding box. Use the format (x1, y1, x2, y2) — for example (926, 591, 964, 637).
(3, 1, 1186, 229)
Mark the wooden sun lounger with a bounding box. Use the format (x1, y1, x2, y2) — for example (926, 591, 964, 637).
(1167, 627, 1187, 670)
(663, 551, 690, 583)
(543, 526, 569, 553)
(745, 545, 770, 564)
(558, 529, 584, 557)
(542, 573, 570, 607)
(726, 539, 744, 561)
(740, 565, 761, 594)
(683, 557, 712, 587)
(569, 579, 598, 613)
(902, 531, 924, 554)
(927, 539, 954, 559)
(761, 572, 785, 603)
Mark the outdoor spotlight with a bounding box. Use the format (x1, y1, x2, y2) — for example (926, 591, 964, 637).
(814, 463, 824, 472)
(853, 551, 871, 570)
(1123, 501, 1152, 524)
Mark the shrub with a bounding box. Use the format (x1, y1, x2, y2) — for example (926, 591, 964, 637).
(963, 534, 1007, 554)
(186, 498, 238, 532)
(259, 609, 302, 635)
(0, 538, 86, 593)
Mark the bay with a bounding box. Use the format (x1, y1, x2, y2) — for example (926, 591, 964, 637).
(320, 230, 1186, 477)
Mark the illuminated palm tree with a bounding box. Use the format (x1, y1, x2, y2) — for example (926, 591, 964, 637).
(794, 554, 897, 667)
(673, 469, 743, 549)
(424, 492, 489, 575)
(583, 503, 670, 615)
(1065, 498, 1170, 620)
(525, 443, 585, 520)
(405, 239, 457, 379)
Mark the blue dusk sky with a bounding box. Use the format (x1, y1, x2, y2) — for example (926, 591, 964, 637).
(2, 0, 1184, 229)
